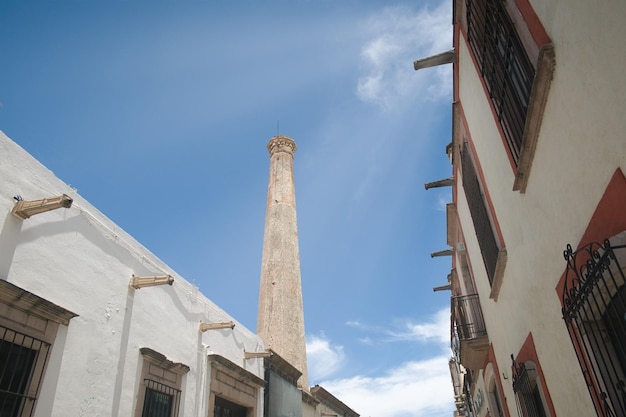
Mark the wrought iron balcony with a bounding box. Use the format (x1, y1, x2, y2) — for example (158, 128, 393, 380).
(452, 293, 489, 371)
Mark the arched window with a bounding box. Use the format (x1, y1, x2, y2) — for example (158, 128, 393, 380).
(484, 363, 506, 417)
(511, 357, 550, 417)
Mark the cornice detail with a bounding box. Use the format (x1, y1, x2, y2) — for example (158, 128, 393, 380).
(267, 136, 297, 157)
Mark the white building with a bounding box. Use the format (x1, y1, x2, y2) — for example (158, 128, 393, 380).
(0, 131, 359, 417)
(0, 131, 267, 417)
(419, 0, 626, 416)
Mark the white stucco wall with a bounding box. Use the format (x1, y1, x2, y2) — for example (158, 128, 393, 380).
(0, 131, 265, 417)
(455, 0, 626, 415)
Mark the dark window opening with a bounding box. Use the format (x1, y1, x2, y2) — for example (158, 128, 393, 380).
(488, 378, 505, 417)
(511, 357, 549, 417)
(466, 0, 535, 165)
(562, 240, 626, 417)
(214, 396, 247, 417)
(461, 143, 501, 286)
(0, 326, 50, 417)
(142, 379, 181, 417)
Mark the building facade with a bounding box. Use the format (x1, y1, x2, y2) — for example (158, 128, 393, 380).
(0, 131, 268, 417)
(420, 0, 626, 416)
(0, 131, 358, 417)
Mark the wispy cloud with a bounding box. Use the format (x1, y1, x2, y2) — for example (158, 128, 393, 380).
(356, 2, 452, 108)
(386, 309, 450, 345)
(319, 357, 454, 417)
(307, 334, 346, 381)
(346, 320, 365, 328)
(309, 311, 454, 415)
(346, 309, 450, 347)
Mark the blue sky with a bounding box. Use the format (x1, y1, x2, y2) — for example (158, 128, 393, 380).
(0, 1, 454, 416)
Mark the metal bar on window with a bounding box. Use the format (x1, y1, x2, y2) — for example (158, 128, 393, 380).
(142, 379, 181, 417)
(511, 356, 547, 417)
(461, 143, 500, 285)
(465, 0, 535, 165)
(0, 326, 50, 417)
(562, 241, 626, 417)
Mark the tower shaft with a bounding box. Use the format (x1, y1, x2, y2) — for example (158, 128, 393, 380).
(257, 136, 309, 390)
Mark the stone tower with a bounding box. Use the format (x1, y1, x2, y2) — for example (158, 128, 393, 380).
(257, 135, 309, 390)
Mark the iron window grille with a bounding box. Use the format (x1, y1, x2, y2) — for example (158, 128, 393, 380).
(0, 326, 51, 417)
(562, 240, 626, 417)
(142, 379, 181, 417)
(461, 143, 500, 286)
(466, 0, 535, 165)
(214, 396, 248, 417)
(511, 356, 549, 417)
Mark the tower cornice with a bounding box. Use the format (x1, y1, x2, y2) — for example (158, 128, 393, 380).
(267, 135, 297, 156)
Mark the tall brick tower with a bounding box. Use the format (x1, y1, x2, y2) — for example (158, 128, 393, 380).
(257, 135, 309, 390)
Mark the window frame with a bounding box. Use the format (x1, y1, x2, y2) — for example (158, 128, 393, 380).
(561, 235, 626, 417)
(0, 280, 76, 417)
(134, 348, 189, 417)
(461, 0, 555, 193)
(0, 326, 50, 417)
(484, 362, 507, 417)
(207, 354, 264, 417)
(511, 357, 551, 417)
(460, 141, 507, 300)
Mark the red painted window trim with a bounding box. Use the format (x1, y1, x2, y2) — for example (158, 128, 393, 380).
(513, 333, 557, 417)
(458, 103, 506, 249)
(556, 168, 626, 297)
(513, 0, 550, 47)
(555, 168, 626, 414)
(456, 0, 552, 174)
(484, 344, 512, 417)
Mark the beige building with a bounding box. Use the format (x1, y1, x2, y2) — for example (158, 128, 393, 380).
(418, 0, 626, 416)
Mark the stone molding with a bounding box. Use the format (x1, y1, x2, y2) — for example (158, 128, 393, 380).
(0, 279, 77, 326)
(267, 136, 297, 157)
(263, 349, 302, 386)
(140, 347, 190, 375)
(207, 354, 266, 387)
(310, 385, 360, 417)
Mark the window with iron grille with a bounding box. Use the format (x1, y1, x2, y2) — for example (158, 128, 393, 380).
(214, 396, 248, 417)
(466, 0, 535, 166)
(511, 357, 549, 417)
(562, 240, 626, 417)
(461, 143, 502, 287)
(141, 379, 181, 417)
(135, 348, 189, 417)
(0, 326, 51, 417)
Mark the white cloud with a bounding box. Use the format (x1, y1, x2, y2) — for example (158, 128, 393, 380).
(319, 357, 454, 417)
(346, 309, 450, 347)
(356, 1, 453, 108)
(387, 309, 450, 346)
(308, 311, 455, 416)
(307, 334, 345, 381)
(346, 320, 364, 328)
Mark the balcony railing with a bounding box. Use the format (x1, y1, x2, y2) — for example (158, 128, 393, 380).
(452, 293, 489, 371)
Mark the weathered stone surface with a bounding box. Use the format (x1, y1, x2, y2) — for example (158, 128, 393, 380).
(257, 135, 309, 390)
